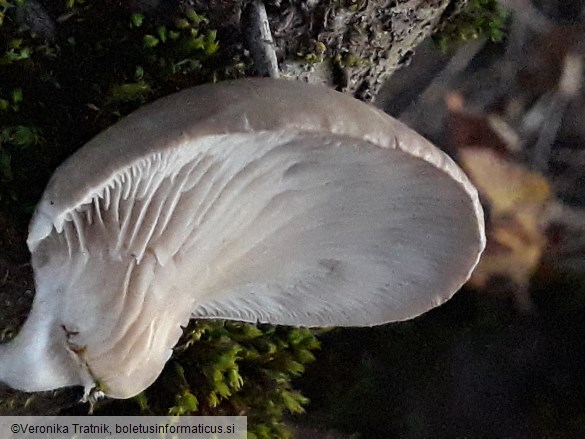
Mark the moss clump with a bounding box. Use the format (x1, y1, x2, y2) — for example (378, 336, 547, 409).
(433, 0, 508, 52)
(94, 321, 320, 439)
(0, 0, 241, 222)
(296, 40, 327, 64)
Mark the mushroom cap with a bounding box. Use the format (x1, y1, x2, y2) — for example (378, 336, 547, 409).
(15, 78, 483, 398)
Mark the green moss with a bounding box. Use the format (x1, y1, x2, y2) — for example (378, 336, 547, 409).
(333, 52, 369, 68)
(92, 321, 319, 438)
(298, 40, 327, 64)
(433, 0, 508, 52)
(0, 0, 238, 219)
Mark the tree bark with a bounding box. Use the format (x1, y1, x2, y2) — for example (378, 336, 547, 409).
(198, 0, 455, 101)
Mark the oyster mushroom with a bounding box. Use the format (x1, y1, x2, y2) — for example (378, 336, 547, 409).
(0, 78, 485, 399)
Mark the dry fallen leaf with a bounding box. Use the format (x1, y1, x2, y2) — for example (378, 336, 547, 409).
(458, 147, 553, 312)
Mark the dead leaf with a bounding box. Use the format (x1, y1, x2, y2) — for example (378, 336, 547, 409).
(458, 148, 553, 312)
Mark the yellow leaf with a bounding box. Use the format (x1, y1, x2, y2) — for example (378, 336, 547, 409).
(458, 148, 553, 311)
(459, 148, 551, 215)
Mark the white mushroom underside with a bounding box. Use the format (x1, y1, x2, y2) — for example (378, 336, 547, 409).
(29, 130, 480, 397)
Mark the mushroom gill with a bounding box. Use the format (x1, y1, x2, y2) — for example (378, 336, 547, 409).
(0, 78, 485, 399)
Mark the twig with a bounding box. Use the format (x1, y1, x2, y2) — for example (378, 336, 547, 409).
(244, 0, 280, 78)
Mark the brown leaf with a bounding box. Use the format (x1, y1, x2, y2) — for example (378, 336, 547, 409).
(459, 148, 553, 311)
